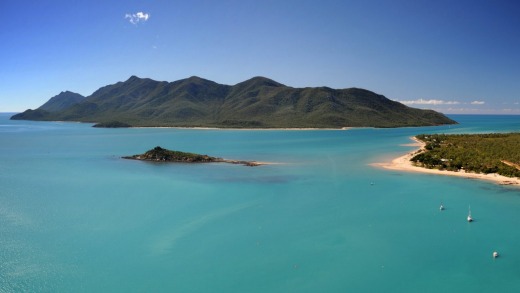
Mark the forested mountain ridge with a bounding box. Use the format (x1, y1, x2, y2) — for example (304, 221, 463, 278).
(11, 76, 457, 128)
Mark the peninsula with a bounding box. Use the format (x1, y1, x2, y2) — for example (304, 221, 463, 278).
(376, 133, 520, 186)
(11, 75, 456, 128)
(123, 146, 263, 167)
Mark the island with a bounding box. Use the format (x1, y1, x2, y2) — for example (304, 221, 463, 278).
(123, 146, 263, 167)
(375, 133, 520, 186)
(10, 75, 456, 128)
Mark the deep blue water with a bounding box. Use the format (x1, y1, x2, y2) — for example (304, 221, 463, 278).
(1, 113, 519, 292)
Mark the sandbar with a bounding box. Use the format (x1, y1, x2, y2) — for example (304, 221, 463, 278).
(373, 137, 520, 187)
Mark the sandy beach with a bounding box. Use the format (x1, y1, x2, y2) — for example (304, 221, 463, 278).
(133, 126, 352, 131)
(373, 137, 520, 187)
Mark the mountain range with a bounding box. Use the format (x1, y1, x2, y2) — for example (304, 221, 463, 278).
(11, 76, 457, 128)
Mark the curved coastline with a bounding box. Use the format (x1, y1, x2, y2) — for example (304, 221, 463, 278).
(131, 126, 353, 131)
(373, 137, 520, 186)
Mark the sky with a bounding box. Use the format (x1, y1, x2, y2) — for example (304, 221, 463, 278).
(1, 0, 519, 114)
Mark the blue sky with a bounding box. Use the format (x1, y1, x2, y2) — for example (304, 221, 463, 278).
(1, 0, 519, 114)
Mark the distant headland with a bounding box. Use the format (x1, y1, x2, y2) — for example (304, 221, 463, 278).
(123, 146, 264, 167)
(10, 75, 456, 128)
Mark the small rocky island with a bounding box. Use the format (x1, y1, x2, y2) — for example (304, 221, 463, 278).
(123, 146, 262, 167)
(93, 121, 132, 128)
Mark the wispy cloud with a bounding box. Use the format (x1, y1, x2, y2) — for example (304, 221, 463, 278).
(398, 99, 460, 105)
(470, 101, 485, 105)
(125, 12, 150, 24)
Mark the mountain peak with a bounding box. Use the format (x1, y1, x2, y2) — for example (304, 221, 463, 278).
(186, 76, 213, 83)
(237, 76, 285, 88)
(179, 76, 219, 88)
(37, 91, 85, 112)
(126, 75, 142, 82)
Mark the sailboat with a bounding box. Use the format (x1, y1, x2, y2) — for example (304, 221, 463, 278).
(439, 203, 445, 211)
(467, 205, 473, 222)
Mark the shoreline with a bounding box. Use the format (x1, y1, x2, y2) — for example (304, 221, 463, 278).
(131, 126, 352, 131)
(373, 137, 520, 187)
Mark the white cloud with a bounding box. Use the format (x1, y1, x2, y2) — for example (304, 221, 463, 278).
(398, 99, 460, 105)
(501, 108, 520, 113)
(470, 101, 485, 105)
(125, 12, 150, 24)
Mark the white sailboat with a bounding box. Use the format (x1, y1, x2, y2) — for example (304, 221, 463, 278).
(467, 205, 473, 222)
(439, 203, 445, 211)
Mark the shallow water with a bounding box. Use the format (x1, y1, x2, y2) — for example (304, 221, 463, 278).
(1, 113, 519, 292)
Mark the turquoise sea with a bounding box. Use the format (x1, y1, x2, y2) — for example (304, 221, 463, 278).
(1, 113, 519, 292)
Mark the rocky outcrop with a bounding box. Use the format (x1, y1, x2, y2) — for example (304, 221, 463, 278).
(122, 146, 262, 166)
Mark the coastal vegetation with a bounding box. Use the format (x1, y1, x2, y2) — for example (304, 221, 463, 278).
(11, 76, 456, 128)
(123, 146, 262, 166)
(411, 133, 520, 178)
(92, 121, 132, 128)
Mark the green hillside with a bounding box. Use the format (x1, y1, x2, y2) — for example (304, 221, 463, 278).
(11, 76, 457, 128)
